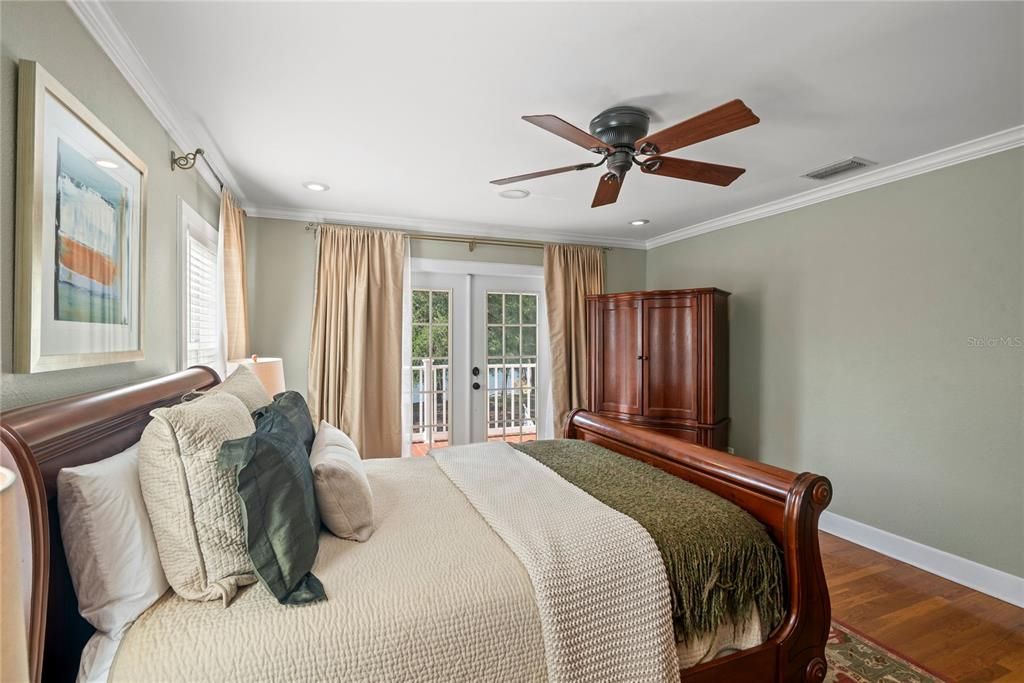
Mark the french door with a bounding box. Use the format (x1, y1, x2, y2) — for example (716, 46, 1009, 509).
(470, 275, 546, 445)
(408, 263, 550, 455)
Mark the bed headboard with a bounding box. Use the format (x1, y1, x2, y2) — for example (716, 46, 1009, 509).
(0, 367, 220, 683)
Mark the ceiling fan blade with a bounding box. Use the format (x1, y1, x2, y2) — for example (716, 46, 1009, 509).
(491, 162, 597, 186)
(523, 115, 613, 153)
(640, 156, 746, 186)
(635, 99, 759, 155)
(592, 173, 623, 208)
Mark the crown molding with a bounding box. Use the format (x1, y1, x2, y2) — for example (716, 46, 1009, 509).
(245, 205, 648, 249)
(645, 124, 1024, 249)
(66, 0, 243, 201)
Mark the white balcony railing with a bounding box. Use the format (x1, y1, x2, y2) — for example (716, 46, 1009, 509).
(484, 363, 537, 438)
(410, 359, 537, 445)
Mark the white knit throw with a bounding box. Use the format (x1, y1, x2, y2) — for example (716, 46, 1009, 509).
(433, 442, 679, 683)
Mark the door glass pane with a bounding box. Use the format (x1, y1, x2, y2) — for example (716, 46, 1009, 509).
(410, 289, 451, 456)
(487, 293, 502, 324)
(522, 296, 537, 324)
(505, 327, 520, 355)
(487, 325, 502, 356)
(486, 292, 538, 445)
(412, 290, 429, 323)
(412, 325, 429, 360)
(505, 294, 520, 323)
(431, 325, 449, 358)
(522, 326, 537, 355)
(431, 291, 449, 323)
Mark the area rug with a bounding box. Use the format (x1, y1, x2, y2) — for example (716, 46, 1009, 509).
(826, 621, 948, 683)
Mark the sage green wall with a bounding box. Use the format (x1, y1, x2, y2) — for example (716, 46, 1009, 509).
(0, 1, 220, 410)
(245, 218, 317, 397)
(604, 246, 646, 294)
(245, 216, 646, 398)
(646, 148, 1024, 576)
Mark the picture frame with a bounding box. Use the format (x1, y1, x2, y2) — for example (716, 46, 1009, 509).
(14, 60, 147, 373)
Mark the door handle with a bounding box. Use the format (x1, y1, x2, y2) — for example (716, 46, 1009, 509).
(636, 355, 649, 360)
(472, 382, 481, 390)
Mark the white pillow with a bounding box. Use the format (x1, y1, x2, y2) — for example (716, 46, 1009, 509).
(76, 632, 120, 683)
(310, 421, 375, 541)
(57, 443, 168, 637)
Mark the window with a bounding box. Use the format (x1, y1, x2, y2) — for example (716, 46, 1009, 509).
(180, 200, 220, 369)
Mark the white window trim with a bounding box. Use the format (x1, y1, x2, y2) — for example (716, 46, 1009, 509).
(411, 257, 543, 278)
(178, 198, 220, 372)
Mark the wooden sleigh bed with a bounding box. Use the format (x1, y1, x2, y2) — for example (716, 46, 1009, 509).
(2, 367, 833, 683)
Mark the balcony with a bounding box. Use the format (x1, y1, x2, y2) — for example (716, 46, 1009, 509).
(410, 358, 538, 456)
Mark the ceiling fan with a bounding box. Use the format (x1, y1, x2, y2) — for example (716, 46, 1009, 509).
(491, 99, 759, 208)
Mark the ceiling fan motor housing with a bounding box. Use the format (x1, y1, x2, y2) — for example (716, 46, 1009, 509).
(588, 106, 651, 147)
(589, 106, 650, 178)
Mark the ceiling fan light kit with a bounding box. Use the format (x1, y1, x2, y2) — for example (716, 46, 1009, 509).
(491, 99, 760, 208)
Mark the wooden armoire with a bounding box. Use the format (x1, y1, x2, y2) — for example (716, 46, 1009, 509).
(586, 288, 730, 450)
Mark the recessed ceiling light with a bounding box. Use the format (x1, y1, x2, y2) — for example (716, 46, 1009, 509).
(498, 189, 530, 199)
(95, 159, 119, 169)
(630, 219, 650, 226)
(303, 182, 330, 192)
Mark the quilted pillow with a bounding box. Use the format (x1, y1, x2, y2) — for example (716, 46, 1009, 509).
(203, 364, 272, 412)
(310, 421, 375, 542)
(252, 391, 315, 453)
(138, 392, 257, 605)
(219, 420, 325, 605)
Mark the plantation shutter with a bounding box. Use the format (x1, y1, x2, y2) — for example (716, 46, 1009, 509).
(186, 223, 220, 367)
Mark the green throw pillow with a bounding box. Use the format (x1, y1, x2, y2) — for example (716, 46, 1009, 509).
(252, 391, 315, 454)
(219, 424, 325, 606)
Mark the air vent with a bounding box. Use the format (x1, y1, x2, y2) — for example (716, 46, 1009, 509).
(802, 157, 876, 180)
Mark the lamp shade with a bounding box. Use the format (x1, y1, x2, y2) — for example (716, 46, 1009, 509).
(1, 466, 30, 683)
(232, 355, 286, 396)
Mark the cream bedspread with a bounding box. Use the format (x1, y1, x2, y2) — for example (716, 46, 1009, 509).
(110, 457, 547, 682)
(110, 447, 767, 682)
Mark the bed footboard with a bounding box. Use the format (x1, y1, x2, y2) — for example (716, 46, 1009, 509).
(564, 409, 832, 683)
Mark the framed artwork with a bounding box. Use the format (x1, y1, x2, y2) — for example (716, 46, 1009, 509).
(14, 61, 147, 373)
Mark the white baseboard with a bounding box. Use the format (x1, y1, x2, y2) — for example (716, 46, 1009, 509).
(818, 511, 1024, 608)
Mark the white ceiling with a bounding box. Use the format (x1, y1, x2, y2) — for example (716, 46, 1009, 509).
(102, 1, 1023, 246)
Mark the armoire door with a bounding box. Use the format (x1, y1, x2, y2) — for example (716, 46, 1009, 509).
(643, 296, 699, 421)
(592, 298, 643, 415)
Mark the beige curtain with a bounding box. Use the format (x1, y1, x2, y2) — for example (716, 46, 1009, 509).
(219, 190, 250, 360)
(308, 226, 406, 458)
(544, 244, 604, 434)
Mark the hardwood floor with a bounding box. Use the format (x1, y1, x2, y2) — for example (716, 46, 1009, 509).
(821, 533, 1024, 682)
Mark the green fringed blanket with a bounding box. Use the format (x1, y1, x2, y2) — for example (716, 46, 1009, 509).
(511, 439, 784, 642)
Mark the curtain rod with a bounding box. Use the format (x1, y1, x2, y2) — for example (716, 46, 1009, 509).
(303, 223, 610, 252)
(170, 148, 224, 189)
